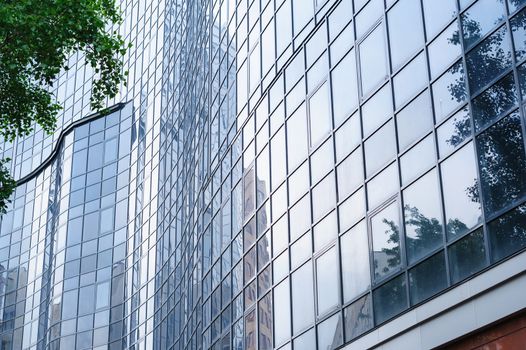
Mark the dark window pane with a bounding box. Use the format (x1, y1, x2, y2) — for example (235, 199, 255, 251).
(373, 274, 408, 324)
(466, 25, 513, 95)
(472, 73, 517, 131)
(317, 313, 343, 350)
(403, 170, 444, 263)
(344, 294, 373, 341)
(488, 204, 526, 262)
(476, 112, 526, 215)
(448, 228, 487, 283)
(409, 252, 448, 304)
(511, 7, 526, 61)
(441, 143, 482, 240)
(518, 63, 526, 100)
(461, 0, 506, 50)
(371, 201, 402, 280)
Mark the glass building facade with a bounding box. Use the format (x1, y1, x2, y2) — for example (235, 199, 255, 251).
(2, 0, 526, 349)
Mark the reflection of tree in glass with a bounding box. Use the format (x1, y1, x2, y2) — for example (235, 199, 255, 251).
(403, 206, 442, 259)
(445, 8, 526, 215)
(374, 218, 400, 278)
(477, 113, 526, 214)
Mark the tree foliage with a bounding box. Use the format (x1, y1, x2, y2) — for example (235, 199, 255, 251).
(0, 0, 129, 213)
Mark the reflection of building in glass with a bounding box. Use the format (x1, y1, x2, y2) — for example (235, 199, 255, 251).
(2, 0, 526, 349)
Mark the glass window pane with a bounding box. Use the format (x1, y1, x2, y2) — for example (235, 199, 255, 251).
(422, 0, 457, 39)
(289, 194, 311, 241)
(344, 294, 373, 341)
(317, 313, 343, 350)
(371, 201, 402, 280)
(432, 60, 467, 122)
(291, 232, 311, 270)
(428, 22, 462, 79)
(448, 228, 487, 283)
(364, 120, 396, 177)
(461, 0, 506, 50)
(396, 91, 433, 151)
(335, 112, 361, 162)
(287, 104, 309, 170)
(309, 82, 332, 147)
(292, 0, 313, 34)
(316, 247, 339, 316)
(331, 50, 359, 125)
(245, 309, 256, 350)
(362, 83, 392, 137)
(476, 112, 526, 215)
(466, 25, 512, 95)
(258, 293, 273, 350)
(355, 0, 383, 39)
(274, 279, 291, 346)
(511, 7, 526, 61)
(400, 134, 435, 185)
(488, 203, 526, 262)
(271, 129, 287, 188)
(367, 162, 398, 210)
(403, 169, 444, 263)
(312, 173, 336, 222)
(441, 143, 482, 240)
(310, 139, 334, 185)
(339, 187, 366, 231)
(508, 0, 526, 12)
(293, 328, 315, 350)
(373, 274, 408, 324)
(341, 220, 371, 302)
(388, 0, 424, 69)
(292, 262, 314, 334)
(313, 211, 337, 251)
(409, 252, 447, 304)
(472, 73, 517, 131)
(436, 106, 471, 157)
(359, 24, 388, 96)
(393, 53, 427, 108)
(337, 148, 364, 200)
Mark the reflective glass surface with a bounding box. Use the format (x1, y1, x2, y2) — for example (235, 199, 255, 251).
(1, 0, 526, 349)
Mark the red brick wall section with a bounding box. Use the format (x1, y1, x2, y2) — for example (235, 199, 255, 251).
(443, 312, 526, 350)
